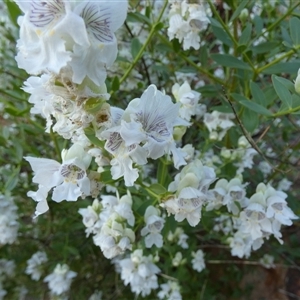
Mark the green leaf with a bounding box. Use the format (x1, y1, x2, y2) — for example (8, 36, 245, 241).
(5, 167, 20, 191)
(262, 61, 300, 74)
(239, 23, 252, 46)
(5, 1, 21, 27)
(272, 75, 292, 109)
(250, 81, 266, 106)
(211, 54, 251, 70)
(253, 15, 264, 34)
(148, 183, 167, 195)
(250, 42, 278, 54)
(290, 17, 300, 46)
(229, 0, 249, 22)
(131, 37, 142, 59)
(211, 26, 233, 47)
(272, 76, 295, 93)
(241, 107, 259, 133)
(239, 100, 272, 116)
(111, 76, 120, 92)
(127, 12, 151, 26)
(84, 127, 104, 148)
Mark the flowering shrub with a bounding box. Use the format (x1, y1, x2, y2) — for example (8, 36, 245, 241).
(0, 0, 300, 299)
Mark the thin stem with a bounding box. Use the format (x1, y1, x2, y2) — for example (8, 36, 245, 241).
(257, 46, 300, 73)
(113, 0, 168, 93)
(207, 260, 300, 270)
(250, 2, 300, 46)
(207, 0, 256, 73)
(157, 33, 227, 86)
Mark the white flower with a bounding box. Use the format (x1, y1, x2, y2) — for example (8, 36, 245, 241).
(120, 84, 188, 168)
(167, 0, 210, 50)
(89, 191, 136, 259)
(118, 249, 160, 297)
(15, 1, 128, 87)
(141, 210, 165, 248)
(259, 254, 275, 269)
(44, 263, 77, 296)
(0, 194, 19, 245)
(172, 81, 204, 121)
(191, 249, 205, 272)
(158, 281, 182, 300)
(25, 251, 48, 281)
(266, 194, 298, 226)
(25, 143, 92, 216)
(172, 252, 185, 267)
(203, 111, 235, 141)
(277, 178, 292, 191)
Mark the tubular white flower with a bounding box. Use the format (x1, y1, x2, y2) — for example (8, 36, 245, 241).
(25, 143, 92, 216)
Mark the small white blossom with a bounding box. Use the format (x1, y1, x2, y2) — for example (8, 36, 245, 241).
(191, 249, 205, 272)
(25, 251, 48, 281)
(118, 249, 160, 297)
(44, 263, 77, 296)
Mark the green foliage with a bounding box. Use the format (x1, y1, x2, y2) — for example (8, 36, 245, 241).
(1, 0, 300, 299)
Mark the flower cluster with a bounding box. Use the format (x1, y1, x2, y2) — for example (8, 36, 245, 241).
(25, 251, 48, 281)
(164, 159, 216, 226)
(116, 249, 160, 297)
(79, 192, 135, 259)
(168, 0, 211, 50)
(227, 183, 298, 258)
(44, 263, 77, 296)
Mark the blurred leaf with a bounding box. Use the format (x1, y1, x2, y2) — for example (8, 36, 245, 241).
(241, 107, 259, 133)
(131, 37, 142, 59)
(239, 24, 252, 46)
(262, 61, 300, 74)
(148, 183, 167, 195)
(272, 75, 292, 109)
(211, 54, 251, 70)
(250, 81, 266, 106)
(232, 93, 272, 116)
(127, 12, 151, 26)
(229, 0, 249, 22)
(250, 42, 278, 54)
(289, 17, 300, 46)
(111, 76, 120, 92)
(211, 26, 233, 47)
(84, 127, 104, 148)
(253, 15, 264, 34)
(5, 166, 20, 191)
(5, 1, 21, 27)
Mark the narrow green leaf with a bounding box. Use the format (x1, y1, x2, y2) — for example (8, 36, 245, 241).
(5, 167, 20, 191)
(250, 42, 279, 54)
(262, 62, 300, 74)
(211, 26, 233, 47)
(131, 37, 142, 59)
(290, 17, 300, 46)
(250, 81, 266, 106)
(272, 76, 295, 93)
(272, 75, 292, 109)
(149, 183, 167, 195)
(241, 107, 259, 133)
(211, 54, 251, 70)
(239, 23, 252, 46)
(127, 12, 151, 26)
(84, 127, 104, 148)
(231, 93, 249, 103)
(5, 1, 21, 27)
(229, 0, 249, 22)
(239, 100, 272, 116)
(111, 76, 120, 92)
